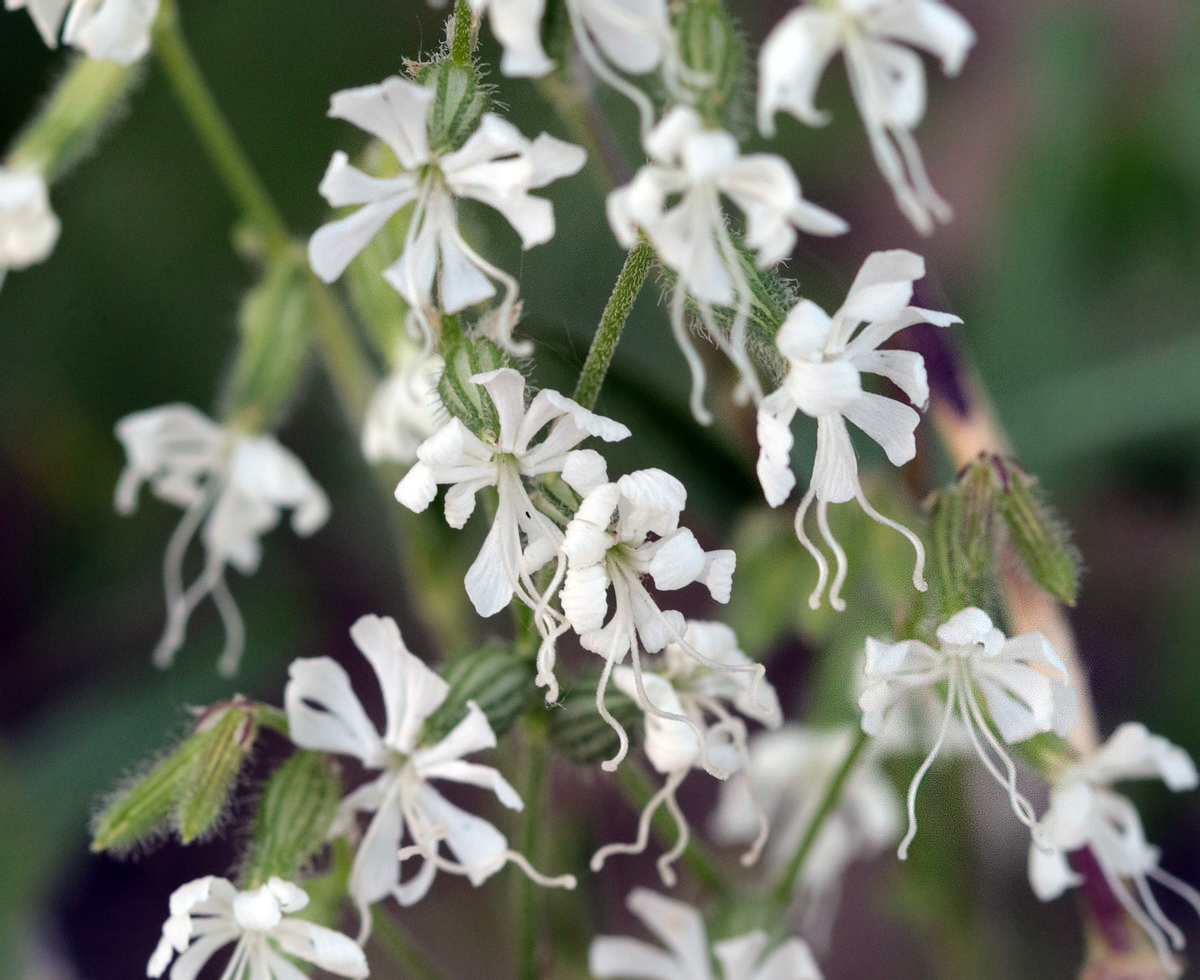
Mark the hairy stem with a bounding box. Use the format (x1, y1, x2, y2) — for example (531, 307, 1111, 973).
(573, 238, 654, 412)
(769, 729, 869, 909)
(451, 0, 473, 68)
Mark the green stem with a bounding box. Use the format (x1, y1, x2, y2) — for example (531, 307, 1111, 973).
(615, 762, 724, 893)
(515, 721, 549, 980)
(770, 729, 870, 909)
(573, 238, 654, 412)
(152, 0, 289, 255)
(371, 907, 445, 980)
(308, 276, 375, 423)
(451, 0, 473, 67)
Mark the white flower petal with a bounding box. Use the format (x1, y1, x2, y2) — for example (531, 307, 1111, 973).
(626, 889, 713, 980)
(758, 8, 843, 134)
(285, 656, 386, 766)
(328, 76, 433, 170)
(840, 390, 920, 466)
(588, 937, 687, 980)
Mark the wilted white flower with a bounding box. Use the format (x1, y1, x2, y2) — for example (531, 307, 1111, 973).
(308, 75, 585, 352)
(7, 0, 158, 63)
(0, 167, 60, 288)
(860, 607, 1076, 858)
(1030, 723, 1200, 976)
(115, 404, 329, 676)
(285, 614, 574, 938)
(589, 888, 823, 980)
(609, 105, 846, 422)
(146, 876, 368, 980)
(710, 725, 901, 931)
(396, 367, 629, 697)
(560, 468, 751, 770)
(362, 350, 445, 465)
(756, 249, 958, 609)
(594, 621, 781, 885)
(758, 0, 975, 234)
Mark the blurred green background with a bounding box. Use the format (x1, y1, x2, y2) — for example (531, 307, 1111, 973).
(1, 0, 1199, 977)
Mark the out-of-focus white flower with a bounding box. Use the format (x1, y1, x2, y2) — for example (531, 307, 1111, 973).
(8, 0, 158, 63)
(285, 614, 574, 938)
(589, 888, 823, 980)
(758, 0, 975, 234)
(396, 367, 629, 697)
(0, 168, 59, 288)
(1030, 723, 1200, 976)
(755, 249, 958, 609)
(860, 607, 1076, 858)
(146, 876, 368, 980)
(115, 404, 329, 676)
(595, 621, 781, 885)
(710, 725, 901, 928)
(609, 105, 845, 422)
(362, 351, 445, 465)
(308, 75, 585, 352)
(560, 468, 750, 770)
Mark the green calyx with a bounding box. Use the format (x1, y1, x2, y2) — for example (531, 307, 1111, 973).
(547, 677, 644, 765)
(419, 59, 490, 155)
(421, 645, 537, 744)
(673, 0, 748, 132)
(437, 331, 508, 438)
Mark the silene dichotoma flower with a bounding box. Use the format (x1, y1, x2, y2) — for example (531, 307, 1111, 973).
(0, 166, 60, 288)
(285, 614, 575, 939)
(308, 75, 585, 353)
(7, 0, 158, 63)
(859, 607, 1076, 858)
(1030, 722, 1200, 976)
(589, 888, 823, 980)
(755, 248, 959, 609)
(115, 404, 329, 676)
(395, 366, 630, 698)
(594, 621, 781, 885)
(559, 468, 758, 771)
(758, 0, 975, 234)
(147, 876, 368, 980)
(608, 105, 846, 422)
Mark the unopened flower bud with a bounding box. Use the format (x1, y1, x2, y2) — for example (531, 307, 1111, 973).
(175, 698, 260, 844)
(241, 750, 342, 888)
(674, 0, 747, 131)
(994, 457, 1079, 607)
(930, 456, 999, 614)
(549, 677, 644, 765)
(421, 645, 536, 744)
(437, 332, 507, 437)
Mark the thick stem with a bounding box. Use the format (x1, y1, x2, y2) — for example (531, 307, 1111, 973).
(614, 762, 724, 893)
(572, 238, 653, 412)
(152, 0, 289, 255)
(371, 907, 445, 980)
(769, 729, 869, 909)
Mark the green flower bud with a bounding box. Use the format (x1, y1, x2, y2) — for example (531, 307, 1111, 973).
(420, 60, 489, 154)
(674, 0, 747, 131)
(220, 253, 313, 430)
(7, 57, 142, 182)
(930, 457, 1000, 615)
(994, 458, 1080, 607)
(437, 331, 507, 438)
(175, 699, 259, 844)
(90, 736, 205, 854)
(548, 679, 644, 765)
(241, 751, 342, 888)
(422, 645, 536, 744)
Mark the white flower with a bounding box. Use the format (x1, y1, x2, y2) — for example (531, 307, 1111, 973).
(395, 367, 629, 698)
(594, 621, 781, 885)
(860, 607, 1076, 858)
(362, 351, 445, 465)
(8, 0, 158, 63)
(758, 0, 975, 234)
(609, 105, 846, 422)
(560, 468, 749, 770)
(115, 404, 329, 676)
(710, 725, 901, 930)
(589, 888, 823, 980)
(308, 75, 585, 352)
(146, 876, 368, 980)
(1030, 723, 1200, 976)
(756, 249, 959, 609)
(0, 168, 60, 288)
(285, 614, 574, 938)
